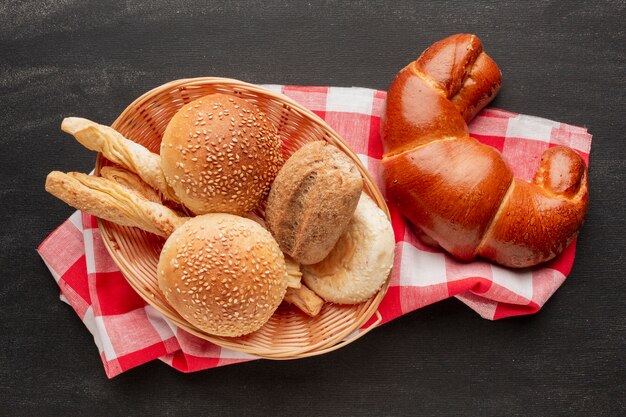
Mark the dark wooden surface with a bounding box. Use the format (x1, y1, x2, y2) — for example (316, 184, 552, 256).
(1, 1, 625, 415)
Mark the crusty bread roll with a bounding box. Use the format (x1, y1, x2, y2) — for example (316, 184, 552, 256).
(160, 93, 283, 215)
(302, 193, 395, 304)
(157, 214, 288, 337)
(265, 141, 363, 265)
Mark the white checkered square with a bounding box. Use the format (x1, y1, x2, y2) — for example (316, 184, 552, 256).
(491, 265, 533, 301)
(326, 87, 374, 114)
(399, 242, 447, 287)
(144, 305, 176, 341)
(506, 114, 559, 142)
(259, 84, 283, 93)
(82, 307, 117, 361)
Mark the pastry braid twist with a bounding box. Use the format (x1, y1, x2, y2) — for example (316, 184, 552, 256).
(381, 34, 588, 268)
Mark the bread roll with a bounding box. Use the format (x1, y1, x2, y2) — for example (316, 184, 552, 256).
(158, 214, 288, 337)
(302, 193, 395, 304)
(160, 94, 283, 215)
(265, 141, 363, 265)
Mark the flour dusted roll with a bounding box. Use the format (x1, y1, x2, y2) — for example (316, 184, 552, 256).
(157, 214, 288, 337)
(160, 94, 283, 215)
(265, 141, 363, 265)
(302, 193, 395, 304)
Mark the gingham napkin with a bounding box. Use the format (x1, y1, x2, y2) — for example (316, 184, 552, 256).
(38, 85, 592, 378)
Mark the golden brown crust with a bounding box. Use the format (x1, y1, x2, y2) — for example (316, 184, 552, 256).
(380, 34, 589, 268)
(160, 94, 283, 215)
(45, 171, 186, 237)
(61, 117, 179, 202)
(382, 136, 513, 260)
(476, 147, 589, 267)
(157, 214, 288, 337)
(265, 141, 363, 265)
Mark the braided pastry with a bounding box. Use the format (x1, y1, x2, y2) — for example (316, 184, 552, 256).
(381, 34, 588, 267)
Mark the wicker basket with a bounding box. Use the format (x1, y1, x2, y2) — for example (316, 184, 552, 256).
(96, 77, 390, 359)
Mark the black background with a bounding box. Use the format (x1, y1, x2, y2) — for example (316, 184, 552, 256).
(1, 1, 625, 416)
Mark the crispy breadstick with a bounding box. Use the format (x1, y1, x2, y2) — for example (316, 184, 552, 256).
(284, 255, 302, 289)
(100, 166, 161, 203)
(283, 284, 325, 317)
(61, 117, 179, 203)
(46, 171, 187, 237)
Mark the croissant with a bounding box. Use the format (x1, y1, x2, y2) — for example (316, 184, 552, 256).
(381, 34, 589, 268)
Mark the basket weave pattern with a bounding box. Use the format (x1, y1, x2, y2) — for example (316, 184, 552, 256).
(96, 78, 389, 359)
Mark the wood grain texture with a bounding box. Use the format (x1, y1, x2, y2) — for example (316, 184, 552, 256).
(0, 0, 624, 416)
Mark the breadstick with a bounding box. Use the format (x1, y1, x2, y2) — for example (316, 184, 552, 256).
(100, 166, 161, 203)
(284, 255, 302, 289)
(46, 171, 187, 237)
(61, 117, 179, 203)
(283, 284, 325, 317)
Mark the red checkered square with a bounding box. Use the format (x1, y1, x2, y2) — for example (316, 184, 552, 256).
(91, 229, 122, 273)
(324, 111, 372, 155)
(493, 301, 540, 320)
(282, 85, 328, 112)
(38, 219, 84, 279)
(501, 136, 549, 181)
(57, 277, 90, 318)
(116, 342, 168, 371)
(469, 111, 510, 137)
(60, 255, 91, 307)
(400, 284, 449, 312)
(550, 123, 592, 153)
(101, 308, 166, 358)
(95, 271, 147, 315)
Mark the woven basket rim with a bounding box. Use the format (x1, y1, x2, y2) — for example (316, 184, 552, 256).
(96, 77, 392, 359)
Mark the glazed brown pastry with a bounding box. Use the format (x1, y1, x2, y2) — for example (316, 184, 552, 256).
(265, 141, 363, 265)
(381, 34, 588, 268)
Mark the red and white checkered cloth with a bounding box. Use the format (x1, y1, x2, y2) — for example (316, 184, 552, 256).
(38, 85, 592, 378)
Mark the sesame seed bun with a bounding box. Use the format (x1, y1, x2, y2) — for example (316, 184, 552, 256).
(157, 214, 288, 337)
(160, 94, 283, 215)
